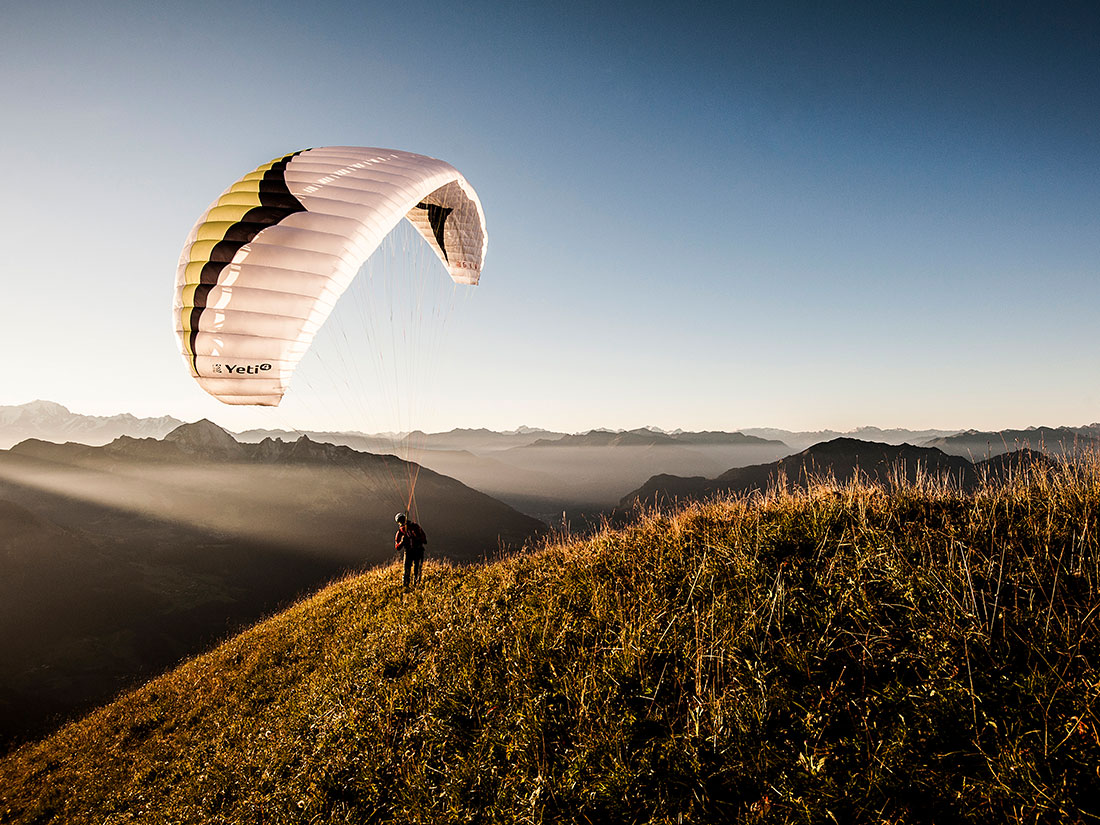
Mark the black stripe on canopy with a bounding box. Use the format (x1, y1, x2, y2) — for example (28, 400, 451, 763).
(188, 151, 308, 372)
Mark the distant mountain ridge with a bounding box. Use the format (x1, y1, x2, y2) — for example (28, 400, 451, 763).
(740, 426, 961, 451)
(525, 428, 785, 448)
(235, 426, 567, 453)
(0, 401, 182, 449)
(622, 437, 1053, 506)
(8, 402, 1098, 457)
(924, 426, 1100, 458)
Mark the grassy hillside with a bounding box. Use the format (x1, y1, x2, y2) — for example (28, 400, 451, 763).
(2, 458, 1099, 823)
(0, 428, 544, 747)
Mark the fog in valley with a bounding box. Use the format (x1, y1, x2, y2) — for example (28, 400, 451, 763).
(0, 425, 542, 748)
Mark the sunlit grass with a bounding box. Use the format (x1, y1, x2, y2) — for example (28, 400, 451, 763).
(2, 451, 1098, 823)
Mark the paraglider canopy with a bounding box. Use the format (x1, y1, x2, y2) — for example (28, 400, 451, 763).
(174, 146, 488, 406)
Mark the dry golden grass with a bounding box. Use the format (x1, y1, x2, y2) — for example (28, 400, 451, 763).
(2, 452, 1099, 823)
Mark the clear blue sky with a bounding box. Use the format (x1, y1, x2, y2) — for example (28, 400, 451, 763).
(2, 0, 1097, 433)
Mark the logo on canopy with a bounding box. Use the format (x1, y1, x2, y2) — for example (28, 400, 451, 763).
(212, 363, 272, 375)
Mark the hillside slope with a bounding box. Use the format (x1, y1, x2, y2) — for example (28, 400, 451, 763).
(0, 421, 543, 748)
(2, 460, 1098, 823)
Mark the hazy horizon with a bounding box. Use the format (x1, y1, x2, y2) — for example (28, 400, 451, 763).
(4, 397, 1099, 442)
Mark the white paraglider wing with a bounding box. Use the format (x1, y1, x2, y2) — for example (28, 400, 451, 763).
(174, 146, 487, 405)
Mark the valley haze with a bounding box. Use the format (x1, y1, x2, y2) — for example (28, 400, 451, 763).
(2, 401, 1098, 746)
(4, 402, 1099, 514)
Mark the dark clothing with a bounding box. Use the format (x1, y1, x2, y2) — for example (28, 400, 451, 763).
(403, 547, 424, 589)
(395, 520, 427, 589)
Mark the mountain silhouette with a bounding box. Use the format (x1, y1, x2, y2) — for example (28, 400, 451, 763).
(622, 438, 1002, 506)
(740, 425, 960, 451)
(526, 428, 681, 447)
(525, 428, 785, 449)
(923, 426, 1100, 458)
(162, 419, 246, 455)
(234, 426, 567, 454)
